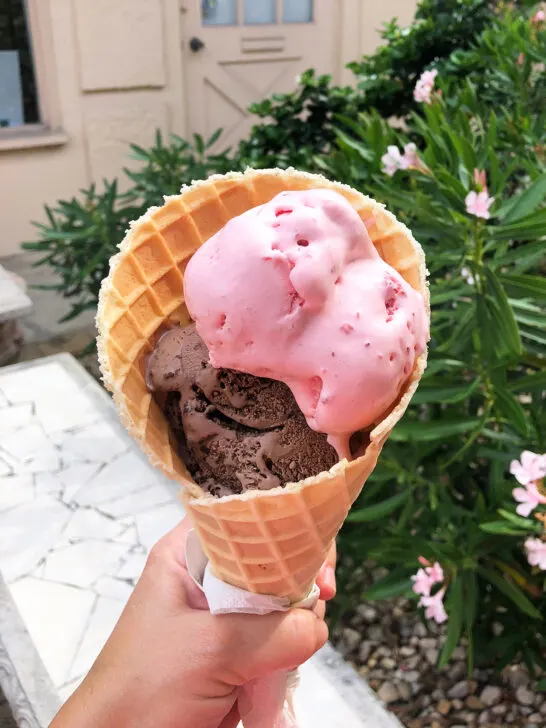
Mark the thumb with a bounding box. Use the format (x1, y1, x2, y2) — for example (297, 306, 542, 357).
(208, 608, 328, 686)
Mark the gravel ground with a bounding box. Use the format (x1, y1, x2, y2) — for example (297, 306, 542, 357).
(332, 595, 544, 728)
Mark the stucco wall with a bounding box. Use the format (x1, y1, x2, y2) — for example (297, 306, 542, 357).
(0, 0, 185, 257)
(0, 0, 417, 257)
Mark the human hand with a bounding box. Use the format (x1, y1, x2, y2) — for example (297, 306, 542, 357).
(51, 517, 336, 728)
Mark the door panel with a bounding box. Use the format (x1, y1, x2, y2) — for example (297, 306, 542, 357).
(183, 0, 338, 149)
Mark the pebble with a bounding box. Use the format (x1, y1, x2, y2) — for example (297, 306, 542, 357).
(377, 681, 399, 704)
(478, 710, 491, 724)
(358, 641, 374, 662)
(418, 637, 434, 650)
(491, 703, 507, 715)
(448, 680, 470, 699)
(342, 628, 361, 652)
(381, 657, 397, 670)
(480, 685, 502, 706)
(356, 605, 378, 623)
(425, 648, 439, 666)
(452, 645, 466, 660)
(528, 714, 543, 725)
(400, 645, 416, 657)
(452, 699, 464, 709)
(448, 662, 467, 681)
(367, 625, 384, 642)
(540, 701, 546, 715)
(414, 622, 427, 638)
(504, 665, 529, 688)
(403, 670, 420, 684)
(396, 680, 411, 701)
(516, 685, 535, 706)
(466, 695, 485, 710)
(437, 699, 451, 715)
(404, 655, 420, 670)
(409, 635, 420, 647)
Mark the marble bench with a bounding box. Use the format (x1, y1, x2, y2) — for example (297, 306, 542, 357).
(0, 353, 401, 728)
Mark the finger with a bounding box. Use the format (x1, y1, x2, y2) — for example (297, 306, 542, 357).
(316, 540, 337, 601)
(207, 608, 328, 685)
(313, 599, 326, 620)
(144, 516, 209, 610)
(152, 515, 194, 568)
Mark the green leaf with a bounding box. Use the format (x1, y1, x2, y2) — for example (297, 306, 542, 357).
(497, 240, 546, 270)
(347, 491, 410, 522)
(479, 521, 527, 536)
(483, 269, 522, 358)
(438, 578, 464, 669)
(501, 274, 546, 302)
(412, 380, 479, 405)
(478, 567, 542, 619)
(206, 129, 223, 148)
(363, 570, 413, 601)
(509, 371, 546, 393)
(422, 359, 466, 378)
(502, 174, 546, 224)
(497, 510, 542, 532)
(493, 386, 529, 437)
(390, 418, 479, 442)
(536, 678, 546, 692)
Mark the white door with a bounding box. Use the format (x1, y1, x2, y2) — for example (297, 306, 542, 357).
(183, 0, 338, 149)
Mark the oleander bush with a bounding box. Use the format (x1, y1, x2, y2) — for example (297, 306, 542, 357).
(324, 8, 546, 674)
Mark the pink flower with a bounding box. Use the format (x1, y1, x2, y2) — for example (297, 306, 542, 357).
(525, 538, 546, 570)
(381, 143, 424, 176)
(513, 482, 546, 517)
(427, 562, 444, 583)
(510, 450, 546, 486)
(465, 190, 495, 219)
(414, 69, 438, 104)
(411, 568, 434, 596)
(403, 143, 420, 167)
(411, 560, 444, 597)
(532, 9, 545, 24)
(517, 52, 525, 67)
(381, 145, 405, 176)
(419, 589, 448, 624)
(473, 168, 487, 189)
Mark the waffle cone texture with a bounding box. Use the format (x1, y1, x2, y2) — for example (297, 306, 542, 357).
(97, 168, 429, 601)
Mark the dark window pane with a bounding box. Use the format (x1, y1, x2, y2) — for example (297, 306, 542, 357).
(0, 0, 39, 126)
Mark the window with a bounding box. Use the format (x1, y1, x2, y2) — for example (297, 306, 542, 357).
(0, 0, 64, 149)
(0, 0, 39, 127)
(201, 0, 314, 27)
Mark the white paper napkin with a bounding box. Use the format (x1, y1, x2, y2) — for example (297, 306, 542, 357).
(185, 530, 320, 728)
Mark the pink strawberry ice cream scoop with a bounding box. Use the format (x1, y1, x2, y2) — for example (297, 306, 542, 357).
(184, 188, 428, 460)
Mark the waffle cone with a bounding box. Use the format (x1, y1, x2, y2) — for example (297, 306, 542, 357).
(97, 168, 429, 602)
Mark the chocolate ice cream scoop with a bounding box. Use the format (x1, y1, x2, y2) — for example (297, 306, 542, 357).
(147, 325, 338, 497)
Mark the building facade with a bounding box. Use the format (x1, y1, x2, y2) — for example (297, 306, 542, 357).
(0, 0, 417, 256)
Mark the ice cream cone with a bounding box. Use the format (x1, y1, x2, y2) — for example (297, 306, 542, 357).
(97, 168, 429, 602)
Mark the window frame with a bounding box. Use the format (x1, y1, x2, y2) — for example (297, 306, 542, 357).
(0, 0, 66, 151)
